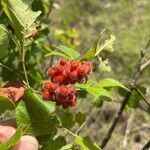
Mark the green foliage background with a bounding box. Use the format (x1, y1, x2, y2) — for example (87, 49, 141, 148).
(50, 0, 150, 81)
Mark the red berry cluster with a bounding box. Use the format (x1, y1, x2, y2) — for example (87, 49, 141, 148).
(42, 59, 92, 109)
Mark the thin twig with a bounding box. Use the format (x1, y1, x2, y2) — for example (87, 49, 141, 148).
(100, 39, 150, 149)
(141, 140, 150, 150)
(135, 88, 150, 109)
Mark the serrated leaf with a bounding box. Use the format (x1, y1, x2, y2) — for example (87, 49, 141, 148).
(0, 129, 22, 150)
(98, 78, 129, 91)
(58, 111, 75, 129)
(1, 0, 41, 45)
(75, 79, 94, 89)
(86, 87, 112, 100)
(16, 88, 59, 136)
(41, 136, 66, 150)
(0, 96, 15, 116)
(75, 112, 86, 126)
(0, 24, 9, 58)
(75, 136, 101, 150)
(57, 45, 80, 60)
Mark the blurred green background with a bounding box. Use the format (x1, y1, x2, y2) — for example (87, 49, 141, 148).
(50, 0, 150, 83)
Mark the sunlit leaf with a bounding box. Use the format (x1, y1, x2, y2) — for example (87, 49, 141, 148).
(56, 45, 80, 60)
(75, 136, 101, 150)
(98, 78, 129, 91)
(0, 24, 9, 58)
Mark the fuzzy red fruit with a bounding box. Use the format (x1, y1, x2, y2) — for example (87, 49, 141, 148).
(52, 75, 63, 83)
(62, 103, 69, 109)
(59, 86, 69, 95)
(55, 65, 64, 74)
(42, 82, 51, 90)
(68, 94, 74, 101)
(70, 99, 77, 107)
(56, 93, 67, 102)
(64, 64, 71, 75)
(60, 59, 67, 66)
(47, 69, 55, 77)
(70, 70, 78, 79)
(49, 83, 58, 91)
(77, 66, 87, 75)
(70, 60, 79, 70)
(42, 91, 51, 100)
(82, 64, 91, 74)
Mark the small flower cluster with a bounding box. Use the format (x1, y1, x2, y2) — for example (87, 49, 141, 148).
(42, 59, 92, 109)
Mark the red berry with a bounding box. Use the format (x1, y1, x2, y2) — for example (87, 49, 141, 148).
(70, 70, 78, 79)
(56, 93, 67, 102)
(49, 83, 58, 91)
(68, 87, 76, 94)
(59, 86, 69, 95)
(77, 66, 87, 75)
(62, 103, 69, 109)
(60, 59, 67, 66)
(42, 91, 51, 100)
(52, 75, 63, 83)
(43, 82, 51, 90)
(70, 60, 79, 70)
(69, 99, 77, 107)
(64, 64, 71, 75)
(68, 94, 74, 101)
(55, 65, 64, 74)
(47, 69, 55, 77)
(82, 64, 91, 74)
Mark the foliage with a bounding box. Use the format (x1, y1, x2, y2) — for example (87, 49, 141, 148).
(0, 0, 149, 149)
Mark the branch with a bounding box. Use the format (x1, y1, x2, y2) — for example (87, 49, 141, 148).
(142, 140, 150, 150)
(100, 39, 150, 149)
(135, 87, 150, 109)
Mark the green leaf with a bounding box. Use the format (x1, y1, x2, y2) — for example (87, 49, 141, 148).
(56, 45, 80, 60)
(59, 144, 73, 150)
(0, 129, 22, 150)
(75, 79, 94, 89)
(45, 51, 70, 60)
(92, 95, 104, 108)
(41, 136, 66, 150)
(127, 90, 140, 108)
(1, 0, 41, 45)
(0, 96, 15, 116)
(86, 87, 112, 100)
(82, 29, 105, 61)
(58, 111, 75, 129)
(98, 78, 129, 91)
(0, 24, 9, 58)
(75, 112, 86, 126)
(16, 88, 59, 136)
(82, 30, 115, 61)
(75, 136, 101, 150)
